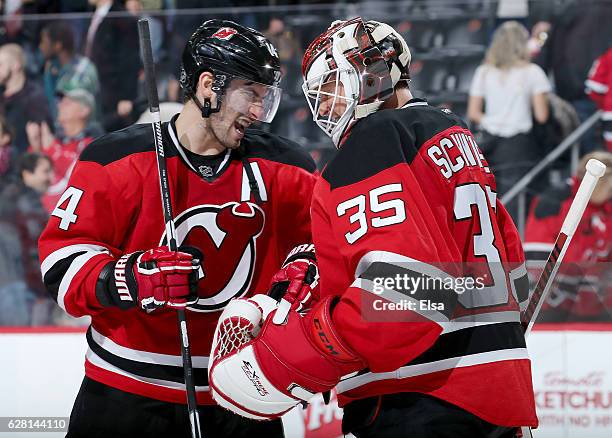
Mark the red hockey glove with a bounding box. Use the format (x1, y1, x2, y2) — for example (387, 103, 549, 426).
(96, 246, 203, 311)
(208, 294, 365, 420)
(268, 244, 320, 324)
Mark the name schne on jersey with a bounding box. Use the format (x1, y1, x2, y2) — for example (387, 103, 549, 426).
(425, 129, 490, 179)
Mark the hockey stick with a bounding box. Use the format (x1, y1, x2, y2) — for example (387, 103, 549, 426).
(518, 158, 606, 438)
(521, 158, 606, 335)
(137, 19, 202, 438)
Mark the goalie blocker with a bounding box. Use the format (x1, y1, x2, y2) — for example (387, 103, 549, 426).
(209, 294, 364, 419)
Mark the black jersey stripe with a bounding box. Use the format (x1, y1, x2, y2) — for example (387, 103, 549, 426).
(350, 321, 526, 380)
(86, 326, 210, 387)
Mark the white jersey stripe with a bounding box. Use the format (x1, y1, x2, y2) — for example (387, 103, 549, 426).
(90, 327, 209, 368)
(355, 250, 458, 283)
(585, 79, 609, 94)
(523, 242, 555, 253)
(41, 244, 110, 278)
(86, 349, 210, 392)
(57, 251, 109, 311)
(336, 348, 529, 394)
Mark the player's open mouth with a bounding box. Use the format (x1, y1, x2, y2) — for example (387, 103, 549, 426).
(234, 121, 247, 138)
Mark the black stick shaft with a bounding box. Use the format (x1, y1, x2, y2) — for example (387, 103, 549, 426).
(138, 18, 202, 438)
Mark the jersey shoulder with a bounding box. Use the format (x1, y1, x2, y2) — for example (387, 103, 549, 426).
(242, 128, 316, 173)
(80, 123, 158, 166)
(323, 102, 466, 189)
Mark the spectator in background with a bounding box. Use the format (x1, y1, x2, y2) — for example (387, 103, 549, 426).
(524, 151, 612, 322)
(264, 17, 305, 138)
(264, 17, 302, 69)
(0, 152, 53, 326)
(468, 21, 551, 222)
(0, 114, 16, 189)
(84, 0, 139, 132)
(0, 43, 51, 153)
(39, 21, 100, 124)
(26, 88, 100, 212)
(586, 44, 612, 152)
(535, 0, 612, 154)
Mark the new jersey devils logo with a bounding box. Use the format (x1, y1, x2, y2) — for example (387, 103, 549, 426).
(212, 27, 238, 41)
(159, 202, 265, 312)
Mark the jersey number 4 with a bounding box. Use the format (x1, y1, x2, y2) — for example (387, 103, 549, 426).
(51, 186, 84, 231)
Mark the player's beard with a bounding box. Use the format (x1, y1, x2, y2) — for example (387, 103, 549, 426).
(208, 113, 243, 150)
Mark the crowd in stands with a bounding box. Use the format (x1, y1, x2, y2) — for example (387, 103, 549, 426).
(0, 0, 610, 326)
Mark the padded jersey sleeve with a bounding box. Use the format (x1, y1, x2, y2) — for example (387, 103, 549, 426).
(38, 153, 140, 317)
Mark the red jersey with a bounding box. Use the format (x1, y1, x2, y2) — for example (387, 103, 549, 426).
(524, 179, 612, 319)
(311, 99, 537, 427)
(38, 117, 317, 405)
(586, 47, 612, 151)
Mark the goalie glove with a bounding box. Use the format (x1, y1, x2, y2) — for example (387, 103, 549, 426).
(268, 243, 320, 324)
(208, 294, 365, 420)
(96, 246, 203, 311)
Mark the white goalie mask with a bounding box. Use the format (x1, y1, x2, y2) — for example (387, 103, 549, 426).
(301, 17, 411, 147)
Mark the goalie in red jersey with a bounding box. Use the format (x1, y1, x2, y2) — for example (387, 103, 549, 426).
(209, 17, 538, 438)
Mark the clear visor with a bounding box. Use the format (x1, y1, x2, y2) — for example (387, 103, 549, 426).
(302, 68, 356, 141)
(224, 80, 282, 123)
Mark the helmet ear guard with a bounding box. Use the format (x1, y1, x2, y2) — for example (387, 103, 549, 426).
(190, 72, 230, 118)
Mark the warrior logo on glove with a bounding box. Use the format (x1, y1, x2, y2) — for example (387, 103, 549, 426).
(96, 245, 203, 311)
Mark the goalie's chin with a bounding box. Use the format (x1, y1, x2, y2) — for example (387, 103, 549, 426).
(209, 345, 300, 420)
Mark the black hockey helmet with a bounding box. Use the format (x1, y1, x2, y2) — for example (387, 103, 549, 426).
(180, 19, 282, 119)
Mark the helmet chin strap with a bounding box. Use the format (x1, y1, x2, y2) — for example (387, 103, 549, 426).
(192, 73, 230, 118)
(192, 95, 221, 118)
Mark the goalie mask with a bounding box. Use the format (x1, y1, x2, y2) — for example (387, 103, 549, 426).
(301, 17, 411, 147)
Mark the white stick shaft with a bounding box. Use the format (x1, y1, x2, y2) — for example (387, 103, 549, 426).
(519, 159, 606, 437)
(522, 159, 606, 336)
(561, 161, 606, 236)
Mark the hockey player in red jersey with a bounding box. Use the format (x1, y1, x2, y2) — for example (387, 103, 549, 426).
(38, 20, 317, 437)
(209, 18, 538, 437)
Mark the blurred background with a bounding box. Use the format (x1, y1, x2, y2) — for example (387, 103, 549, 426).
(0, 1, 611, 437)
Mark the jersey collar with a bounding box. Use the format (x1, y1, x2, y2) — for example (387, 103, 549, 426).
(166, 115, 233, 180)
(401, 98, 428, 109)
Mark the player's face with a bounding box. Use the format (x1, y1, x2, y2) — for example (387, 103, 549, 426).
(210, 80, 269, 149)
(317, 77, 348, 122)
